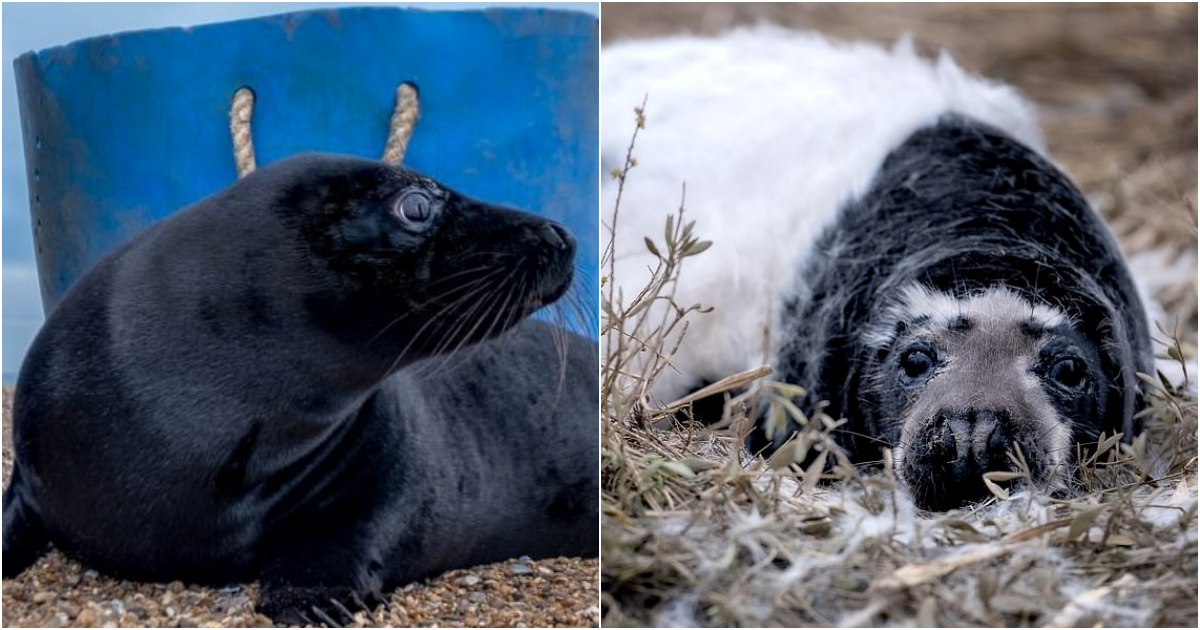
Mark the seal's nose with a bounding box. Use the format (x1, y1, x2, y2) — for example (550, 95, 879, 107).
(940, 409, 1010, 479)
(907, 408, 1014, 511)
(540, 222, 575, 252)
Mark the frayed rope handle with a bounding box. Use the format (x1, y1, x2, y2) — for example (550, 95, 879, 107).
(229, 83, 420, 178)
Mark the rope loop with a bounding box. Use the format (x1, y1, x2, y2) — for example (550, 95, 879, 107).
(382, 83, 421, 167)
(229, 87, 256, 179)
(228, 82, 420, 178)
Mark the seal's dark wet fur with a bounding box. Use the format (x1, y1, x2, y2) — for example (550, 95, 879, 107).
(2, 154, 598, 623)
(748, 116, 1152, 509)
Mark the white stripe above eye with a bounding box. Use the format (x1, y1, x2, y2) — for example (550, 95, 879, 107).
(864, 284, 1074, 348)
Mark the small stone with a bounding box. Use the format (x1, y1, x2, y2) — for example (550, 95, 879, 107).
(177, 616, 199, 627)
(509, 563, 534, 576)
(537, 566, 554, 576)
(168, 581, 185, 594)
(469, 592, 487, 603)
(61, 602, 82, 618)
(456, 574, 481, 587)
(45, 611, 71, 627)
(76, 608, 98, 627)
(31, 591, 55, 604)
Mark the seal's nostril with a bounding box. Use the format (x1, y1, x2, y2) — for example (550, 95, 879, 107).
(936, 415, 956, 456)
(986, 418, 1009, 467)
(541, 223, 574, 251)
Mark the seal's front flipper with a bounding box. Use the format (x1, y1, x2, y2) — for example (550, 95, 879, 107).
(3, 466, 51, 577)
(257, 524, 385, 626)
(259, 582, 383, 627)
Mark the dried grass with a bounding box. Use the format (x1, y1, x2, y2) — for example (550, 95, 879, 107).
(600, 204, 1197, 626)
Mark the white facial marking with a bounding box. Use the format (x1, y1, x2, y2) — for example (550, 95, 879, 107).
(864, 284, 1074, 350)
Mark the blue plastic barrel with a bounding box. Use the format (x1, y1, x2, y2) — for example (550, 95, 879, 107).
(13, 7, 598, 335)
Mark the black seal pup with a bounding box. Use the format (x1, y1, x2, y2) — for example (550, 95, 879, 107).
(3, 154, 598, 623)
(603, 27, 1152, 511)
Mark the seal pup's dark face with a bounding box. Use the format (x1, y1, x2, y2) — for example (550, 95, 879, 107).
(864, 285, 1105, 511)
(270, 154, 576, 367)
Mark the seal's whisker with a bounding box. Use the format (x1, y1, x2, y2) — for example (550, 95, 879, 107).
(423, 264, 510, 288)
(380, 277, 505, 375)
(567, 262, 600, 332)
(546, 303, 575, 409)
(549, 304, 571, 362)
(365, 268, 507, 347)
(477, 275, 522, 349)
(425, 269, 519, 363)
(441, 251, 524, 262)
(417, 277, 519, 381)
(368, 287, 482, 349)
(409, 275, 507, 314)
(542, 279, 586, 377)
(370, 274, 497, 350)
(401, 294, 494, 379)
(418, 266, 510, 299)
(433, 295, 502, 364)
(412, 285, 498, 362)
(561, 288, 595, 337)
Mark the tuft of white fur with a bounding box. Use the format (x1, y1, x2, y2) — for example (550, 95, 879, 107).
(604, 25, 1044, 405)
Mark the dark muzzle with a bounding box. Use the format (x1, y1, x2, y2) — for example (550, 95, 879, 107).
(904, 408, 1015, 511)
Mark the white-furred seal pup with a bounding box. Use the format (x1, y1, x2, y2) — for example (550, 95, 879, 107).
(603, 26, 1152, 511)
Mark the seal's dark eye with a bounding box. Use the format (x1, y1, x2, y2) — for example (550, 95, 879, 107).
(1049, 358, 1086, 390)
(900, 349, 936, 383)
(395, 191, 434, 225)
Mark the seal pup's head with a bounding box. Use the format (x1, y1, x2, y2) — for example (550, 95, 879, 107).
(799, 115, 1153, 513)
(249, 153, 576, 369)
(863, 284, 1107, 511)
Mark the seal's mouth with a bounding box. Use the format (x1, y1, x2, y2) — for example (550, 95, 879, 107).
(897, 406, 1067, 512)
(413, 212, 576, 353)
(901, 409, 1018, 511)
